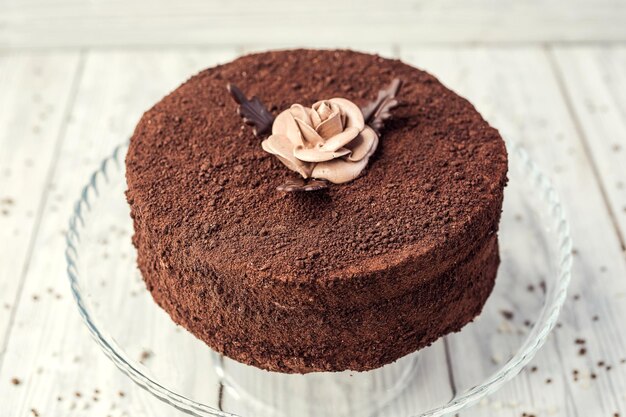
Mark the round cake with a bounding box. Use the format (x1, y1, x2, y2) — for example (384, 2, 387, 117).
(125, 49, 508, 374)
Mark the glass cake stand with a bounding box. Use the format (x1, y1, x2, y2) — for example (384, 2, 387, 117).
(66, 140, 572, 417)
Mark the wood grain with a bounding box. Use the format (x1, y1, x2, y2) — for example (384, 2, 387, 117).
(2, 0, 626, 48)
(551, 45, 626, 247)
(0, 51, 81, 356)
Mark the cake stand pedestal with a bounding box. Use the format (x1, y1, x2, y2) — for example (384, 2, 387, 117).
(212, 351, 419, 417)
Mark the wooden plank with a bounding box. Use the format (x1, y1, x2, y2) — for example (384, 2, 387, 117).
(0, 49, 238, 417)
(551, 45, 626, 248)
(0, 51, 81, 355)
(400, 47, 626, 416)
(2, 0, 626, 48)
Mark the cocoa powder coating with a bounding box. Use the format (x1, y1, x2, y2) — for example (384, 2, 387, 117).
(126, 49, 508, 373)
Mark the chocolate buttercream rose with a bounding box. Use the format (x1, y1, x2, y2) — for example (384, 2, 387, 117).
(227, 79, 401, 191)
(261, 98, 379, 184)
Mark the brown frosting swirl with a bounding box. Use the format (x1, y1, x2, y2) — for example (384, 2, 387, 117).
(261, 98, 379, 184)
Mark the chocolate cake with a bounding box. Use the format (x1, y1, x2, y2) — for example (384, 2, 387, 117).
(125, 49, 508, 374)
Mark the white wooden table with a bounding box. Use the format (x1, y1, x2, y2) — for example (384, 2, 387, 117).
(2, 1, 626, 416)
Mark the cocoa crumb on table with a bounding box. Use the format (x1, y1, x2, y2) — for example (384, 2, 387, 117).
(139, 349, 152, 363)
(10, 377, 20, 385)
(500, 310, 514, 320)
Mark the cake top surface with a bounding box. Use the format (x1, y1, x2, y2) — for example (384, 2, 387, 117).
(126, 49, 507, 281)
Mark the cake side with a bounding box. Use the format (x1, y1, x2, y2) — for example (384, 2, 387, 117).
(133, 219, 499, 372)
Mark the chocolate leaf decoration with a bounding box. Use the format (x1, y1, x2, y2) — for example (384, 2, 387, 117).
(360, 78, 402, 135)
(227, 83, 275, 137)
(277, 178, 329, 192)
